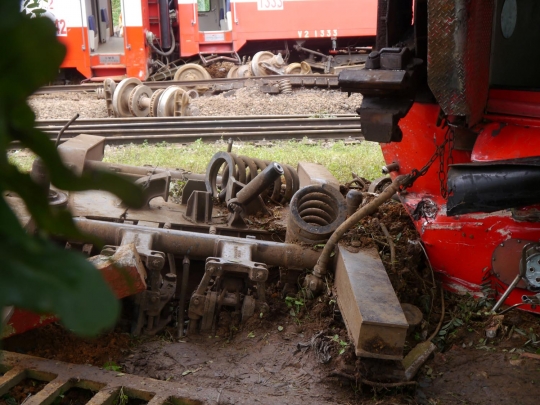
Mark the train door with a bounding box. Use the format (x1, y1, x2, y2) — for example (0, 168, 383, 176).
(85, 1, 123, 58)
(196, 0, 237, 61)
(83, 0, 148, 80)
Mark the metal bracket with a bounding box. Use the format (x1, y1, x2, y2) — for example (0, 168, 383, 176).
(134, 171, 171, 206)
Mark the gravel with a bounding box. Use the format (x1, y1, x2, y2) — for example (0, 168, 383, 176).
(29, 81, 363, 120)
(29, 92, 107, 120)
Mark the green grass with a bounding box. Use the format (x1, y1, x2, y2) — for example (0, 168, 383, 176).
(8, 138, 385, 183)
(103, 139, 385, 182)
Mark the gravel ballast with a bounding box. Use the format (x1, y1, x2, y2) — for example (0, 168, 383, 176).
(29, 82, 363, 120)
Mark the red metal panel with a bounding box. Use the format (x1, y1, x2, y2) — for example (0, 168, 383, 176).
(58, 27, 92, 78)
(231, 0, 376, 45)
(124, 26, 150, 79)
(380, 103, 540, 314)
(472, 122, 540, 162)
(178, 3, 199, 56)
(487, 89, 540, 119)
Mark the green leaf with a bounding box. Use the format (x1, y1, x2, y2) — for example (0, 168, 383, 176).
(0, 197, 119, 336)
(0, 2, 148, 339)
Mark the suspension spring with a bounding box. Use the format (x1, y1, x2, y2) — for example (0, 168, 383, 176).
(278, 79, 293, 94)
(285, 184, 347, 244)
(205, 151, 299, 204)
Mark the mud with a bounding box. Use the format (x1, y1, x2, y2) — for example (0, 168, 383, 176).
(3, 195, 540, 404)
(417, 347, 540, 405)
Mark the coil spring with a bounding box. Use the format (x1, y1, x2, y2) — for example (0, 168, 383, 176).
(296, 190, 339, 227)
(205, 152, 299, 204)
(285, 184, 347, 244)
(95, 87, 105, 99)
(278, 79, 292, 94)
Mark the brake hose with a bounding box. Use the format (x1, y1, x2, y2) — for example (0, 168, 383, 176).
(149, 26, 176, 57)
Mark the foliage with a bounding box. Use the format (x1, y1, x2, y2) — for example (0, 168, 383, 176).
(22, 0, 48, 17)
(285, 296, 305, 317)
(104, 361, 123, 372)
(111, 0, 121, 27)
(331, 334, 349, 355)
(113, 387, 129, 405)
(0, 0, 143, 337)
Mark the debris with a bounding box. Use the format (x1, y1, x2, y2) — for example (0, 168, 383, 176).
(403, 340, 437, 381)
(486, 315, 505, 338)
(297, 331, 332, 364)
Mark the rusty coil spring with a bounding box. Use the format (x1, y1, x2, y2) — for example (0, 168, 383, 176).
(285, 184, 347, 244)
(278, 79, 293, 94)
(205, 151, 299, 204)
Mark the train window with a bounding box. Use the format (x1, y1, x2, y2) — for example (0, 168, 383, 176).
(501, 0, 517, 38)
(198, 0, 210, 12)
(490, 0, 540, 88)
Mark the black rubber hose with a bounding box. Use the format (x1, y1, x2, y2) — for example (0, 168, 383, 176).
(149, 26, 176, 57)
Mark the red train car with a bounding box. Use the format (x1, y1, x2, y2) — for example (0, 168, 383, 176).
(42, 0, 376, 81)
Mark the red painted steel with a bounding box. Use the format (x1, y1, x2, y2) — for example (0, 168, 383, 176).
(380, 102, 540, 313)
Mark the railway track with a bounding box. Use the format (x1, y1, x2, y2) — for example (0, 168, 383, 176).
(36, 74, 340, 95)
(27, 114, 362, 146)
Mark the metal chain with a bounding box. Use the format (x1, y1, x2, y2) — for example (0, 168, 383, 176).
(439, 127, 455, 199)
(404, 126, 454, 196)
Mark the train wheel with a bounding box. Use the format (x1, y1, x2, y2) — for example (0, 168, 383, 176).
(112, 78, 142, 117)
(236, 65, 251, 77)
(157, 86, 185, 117)
(173, 63, 212, 81)
(149, 88, 164, 117)
(251, 51, 274, 76)
(128, 84, 153, 117)
(285, 62, 313, 75)
(227, 65, 240, 78)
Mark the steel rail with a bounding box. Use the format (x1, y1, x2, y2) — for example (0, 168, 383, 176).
(36, 74, 340, 94)
(24, 115, 363, 146)
(10, 129, 361, 148)
(35, 116, 359, 132)
(30, 129, 362, 147)
(35, 114, 357, 127)
(10, 115, 363, 148)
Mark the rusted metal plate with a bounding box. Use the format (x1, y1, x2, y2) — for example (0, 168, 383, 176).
(0, 351, 203, 404)
(69, 190, 282, 240)
(492, 238, 533, 288)
(297, 162, 340, 191)
(335, 246, 408, 360)
(57, 135, 105, 175)
(427, 0, 494, 125)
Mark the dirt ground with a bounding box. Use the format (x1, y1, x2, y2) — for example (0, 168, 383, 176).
(3, 197, 540, 405)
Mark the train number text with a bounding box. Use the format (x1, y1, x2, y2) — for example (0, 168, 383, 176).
(258, 0, 283, 10)
(55, 19, 67, 36)
(297, 29, 338, 39)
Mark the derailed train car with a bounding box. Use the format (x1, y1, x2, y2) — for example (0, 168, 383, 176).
(42, 0, 375, 81)
(339, 0, 540, 314)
